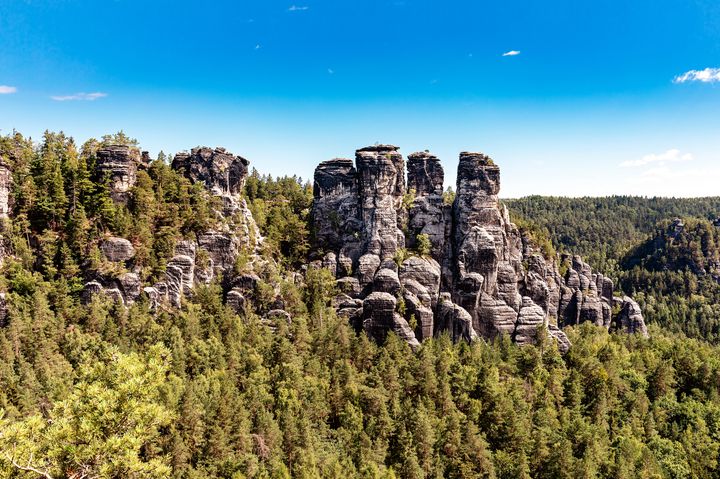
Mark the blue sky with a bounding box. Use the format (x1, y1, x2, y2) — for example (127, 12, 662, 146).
(1, 0, 719, 196)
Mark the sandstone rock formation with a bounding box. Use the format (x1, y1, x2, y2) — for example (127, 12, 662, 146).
(172, 147, 250, 217)
(100, 237, 136, 263)
(311, 145, 649, 351)
(0, 161, 12, 219)
(95, 145, 145, 203)
(81, 146, 261, 310)
(139, 147, 261, 308)
(0, 293, 7, 328)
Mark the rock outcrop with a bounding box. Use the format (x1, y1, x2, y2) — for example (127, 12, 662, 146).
(0, 161, 12, 219)
(142, 147, 261, 308)
(100, 237, 136, 263)
(81, 146, 262, 310)
(0, 137, 648, 350)
(95, 145, 146, 203)
(311, 146, 649, 351)
(172, 147, 250, 217)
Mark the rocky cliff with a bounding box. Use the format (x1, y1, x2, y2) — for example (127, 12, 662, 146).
(0, 139, 647, 352)
(84, 146, 262, 310)
(312, 146, 648, 351)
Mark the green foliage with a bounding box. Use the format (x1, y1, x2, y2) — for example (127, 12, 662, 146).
(510, 214, 556, 260)
(401, 188, 416, 210)
(4, 131, 720, 478)
(508, 196, 720, 343)
(0, 132, 216, 286)
(244, 168, 313, 267)
(3, 270, 720, 479)
(415, 233, 432, 257)
(0, 345, 173, 478)
(393, 248, 410, 268)
(101, 130, 139, 147)
(442, 187, 456, 206)
(304, 267, 337, 324)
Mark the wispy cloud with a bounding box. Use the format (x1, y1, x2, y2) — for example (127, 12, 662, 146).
(255, 44, 261, 50)
(502, 50, 521, 57)
(51, 92, 108, 101)
(288, 5, 309, 11)
(673, 67, 720, 83)
(620, 149, 693, 168)
(623, 164, 720, 197)
(327, 68, 334, 74)
(0, 85, 17, 94)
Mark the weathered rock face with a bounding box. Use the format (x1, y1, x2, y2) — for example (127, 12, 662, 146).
(311, 146, 648, 351)
(312, 158, 363, 268)
(172, 147, 248, 197)
(406, 152, 448, 258)
(172, 147, 250, 217)
(0, 162, 12, 219)
(616, 296, 649, 337)
(0, 293, 7, 328)
(80, 146, 262, 311)
(100, 237, 136, 263)
(96, 145, 143, 203)
(355, 145, 405, 259)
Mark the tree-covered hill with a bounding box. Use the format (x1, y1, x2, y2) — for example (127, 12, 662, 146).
(507, 196, 720, 343)
(506, 196, 720, 275)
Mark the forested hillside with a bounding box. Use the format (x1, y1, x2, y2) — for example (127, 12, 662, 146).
(507, 196, 720, 342)
(0, 132, 720, 478)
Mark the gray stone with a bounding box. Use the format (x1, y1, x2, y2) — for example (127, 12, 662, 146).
(435, 294, 479, 343)
(96, 145, 142, 203)
(100, 237, 136, 263)
(373, 268, 401, 294)
(362, 292, 398, 344)
(226, 289, 245, 313)
(399, 256, 441, 305)
(616, 296, 649, 337)
(0, 162, 12, 219)
(358, 254, 381, 287)
(172, 147, 249, 198)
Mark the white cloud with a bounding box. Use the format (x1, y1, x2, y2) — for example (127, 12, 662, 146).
(673, 67, 720, 83)
(502, 50, 521, 57)
(620, 149, 693, 168)
(327, 68, 334, 74)
(255, 44, 261, 50)
(288, 5, 309, 11)
(0, 85, 17, 94)
(623, 165, 720, 197)
(51, 92, 107, 101)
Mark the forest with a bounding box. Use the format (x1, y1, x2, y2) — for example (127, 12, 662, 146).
(0, 132, 720, 478)
(507, 196, 720, 343)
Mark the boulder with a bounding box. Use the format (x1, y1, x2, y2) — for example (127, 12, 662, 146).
(373, 268, 401, 294)
(548, 324, 571, 354)
(514, 297, 546, 346)
(100, 237, 135, 263)
(399, 256, 441, 305)
(362, 292, 398, 344)
(358, 254, 381, 287)
(435, 293, 479, 343)
(226, 289, 246, 313)
(0, 292, 7, 327)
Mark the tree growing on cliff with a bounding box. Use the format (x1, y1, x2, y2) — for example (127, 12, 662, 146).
(416, 233, 432, 257)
